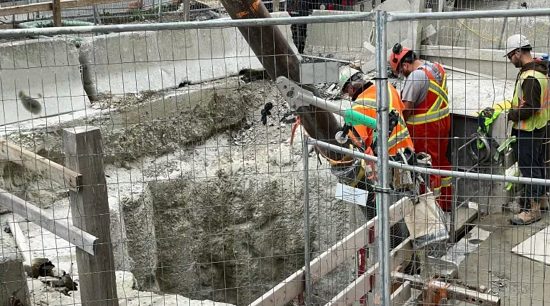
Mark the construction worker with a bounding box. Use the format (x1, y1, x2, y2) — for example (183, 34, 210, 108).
(338, 66, 420, 277)
(504, 34, 550, 225)
(388, 43, 453, 212)
(339, 66, 414, 156)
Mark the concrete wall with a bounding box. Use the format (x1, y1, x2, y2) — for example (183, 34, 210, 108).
(432, 16, 550, 52)
(305, 0, 423, 70)
(420, 44, 549, 81)
(0, 38, 89, 126)
(81, 11, 298, 96)
(305, 10, 374, 60)
(0, 12, 297, 127)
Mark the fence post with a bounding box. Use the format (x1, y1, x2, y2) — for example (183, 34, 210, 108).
(52, 0, 61, 26)
(374, 9, 391, 306)
(63, 126, 118, 306)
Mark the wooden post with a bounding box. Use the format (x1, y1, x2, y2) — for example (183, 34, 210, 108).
(52, 0, 61, 26)
(63, 127, 118, 306)
(182, 0, 190, 21)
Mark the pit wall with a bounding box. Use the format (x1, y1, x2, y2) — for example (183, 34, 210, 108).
(0, 12, 297, 127)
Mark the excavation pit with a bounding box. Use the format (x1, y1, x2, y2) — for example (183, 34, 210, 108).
(1, 78, 358, 306)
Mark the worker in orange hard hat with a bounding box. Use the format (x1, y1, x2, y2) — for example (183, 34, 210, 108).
(389, 43, 453, 212)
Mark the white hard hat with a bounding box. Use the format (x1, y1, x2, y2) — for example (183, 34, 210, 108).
(339, 66, 363, 93)
(504, 34, 531, 57)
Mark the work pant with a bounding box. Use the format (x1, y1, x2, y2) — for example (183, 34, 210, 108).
(407, 115, 453, 211)
(512, 127, 547, 209)
(290, 24, 307, 54)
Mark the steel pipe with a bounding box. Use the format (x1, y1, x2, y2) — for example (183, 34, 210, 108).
(0, 12, 374, 38)
(387, 7, 550, 22)
(374, 9, 392, 306)
(307, 137, 550, 187)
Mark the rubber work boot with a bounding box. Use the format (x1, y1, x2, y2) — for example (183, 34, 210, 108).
(510, 199, 542, 225)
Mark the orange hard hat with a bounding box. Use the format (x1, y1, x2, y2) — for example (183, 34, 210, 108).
(389, 43, 411, 74)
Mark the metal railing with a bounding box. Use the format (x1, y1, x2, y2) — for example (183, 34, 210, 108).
(2, 6, 550, 306)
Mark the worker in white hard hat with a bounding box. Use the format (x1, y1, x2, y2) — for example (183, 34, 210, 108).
(338, 65, 413, 156)
(504, 34, 550, 225)
(337, 65, 419, 279)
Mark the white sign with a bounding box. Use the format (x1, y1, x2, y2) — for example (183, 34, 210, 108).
(334, 183, 368, 206)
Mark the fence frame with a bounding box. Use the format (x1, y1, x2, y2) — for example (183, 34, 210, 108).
(1, 6, 550, 306)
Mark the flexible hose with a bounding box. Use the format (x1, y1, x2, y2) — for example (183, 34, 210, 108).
(466, 132, 503, 167)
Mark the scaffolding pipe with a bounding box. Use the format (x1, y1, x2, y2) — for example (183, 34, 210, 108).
(374, 9, 392, 305)
(308, 138, 550, 186)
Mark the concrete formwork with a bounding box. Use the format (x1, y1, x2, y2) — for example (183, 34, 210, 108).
(0, 37, 89, 126)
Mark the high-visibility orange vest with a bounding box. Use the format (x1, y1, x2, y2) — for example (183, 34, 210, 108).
(348, 84, 415, 156)
(405, 62, 450, 126)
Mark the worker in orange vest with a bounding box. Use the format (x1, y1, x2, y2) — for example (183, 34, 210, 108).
(338, 66, 421, 283)
(388, 43, 453, 212)
(339, 66, 415, 157)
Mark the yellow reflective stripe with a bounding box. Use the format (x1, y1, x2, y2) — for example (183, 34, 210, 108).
(349, 159, 366, 188)
(433, 187, 441, 197)
(388, 125, 411, 148)
(406, 73, 450, 125)
(355, 98, 377, 108)
(406, 106, 450, 124)
(427, 83, 449, 109)
(441, 176, 452, 187)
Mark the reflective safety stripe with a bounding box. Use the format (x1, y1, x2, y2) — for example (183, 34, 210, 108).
(406, 64, 450, 125)
(388, 126, 411, 148)
(433, 186, 441, 197)
(354, 96, 411, 152)
(441, 176, 452, 187)
(512, 69, 550, 131)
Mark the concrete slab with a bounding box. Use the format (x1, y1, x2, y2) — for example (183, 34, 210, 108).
(80, 12, 297, 96)
(0, 37, 89, 126)
(511, 225, 550, 266)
